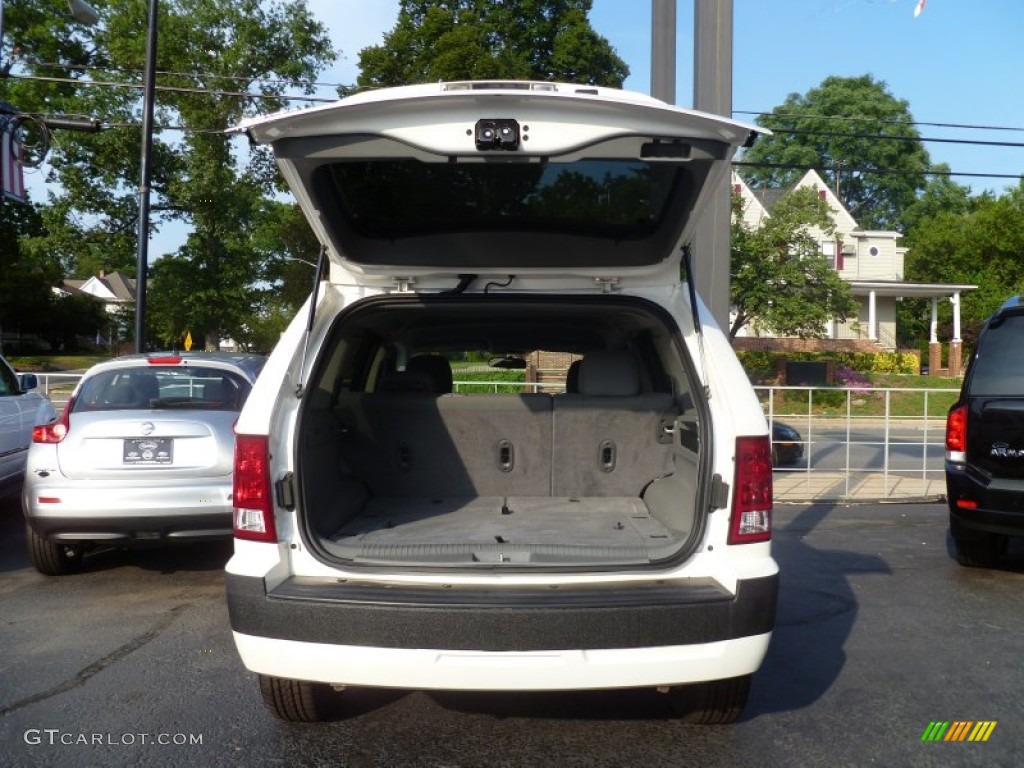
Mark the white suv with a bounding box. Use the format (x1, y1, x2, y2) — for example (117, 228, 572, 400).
(226, 81, 778, 723)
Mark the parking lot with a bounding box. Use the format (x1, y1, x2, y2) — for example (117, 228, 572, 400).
(1, 492, 1021, 767)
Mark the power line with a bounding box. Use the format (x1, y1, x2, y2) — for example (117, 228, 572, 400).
(9, 66, 1024, 141)
(5, 72, 1022, 180)
(18, 57, 349, 91)
(774, 127, 1024, 150)
(4, 71, 339, 103)
(733, 160, 1023, 181)
(734, 110, 1024, 134)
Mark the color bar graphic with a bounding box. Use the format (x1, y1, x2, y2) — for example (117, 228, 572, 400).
(921, 721, 997, 742)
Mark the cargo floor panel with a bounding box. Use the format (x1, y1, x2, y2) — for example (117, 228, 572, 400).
(324, 496, 683, 565)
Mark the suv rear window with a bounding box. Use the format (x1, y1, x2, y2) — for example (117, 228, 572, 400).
(316, 158, 689, 239)
(969, 314, 1024, 396)
(74, 367, 251, 412)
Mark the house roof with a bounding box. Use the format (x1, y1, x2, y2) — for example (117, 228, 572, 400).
(749, 187, 787, 212)
(62, 271, 137, 303)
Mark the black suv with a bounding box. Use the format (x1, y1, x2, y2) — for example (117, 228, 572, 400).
(945, 295, 1024, 567)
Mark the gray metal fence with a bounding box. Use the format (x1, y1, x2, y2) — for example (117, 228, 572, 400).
(758, 384, 956, 503)
(30, 373, 955, 503)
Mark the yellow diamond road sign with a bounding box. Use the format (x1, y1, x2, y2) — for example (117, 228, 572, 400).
(184, 331, 193, 351)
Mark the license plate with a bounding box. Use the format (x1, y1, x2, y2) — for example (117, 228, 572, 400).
(123, 438, 173, 465)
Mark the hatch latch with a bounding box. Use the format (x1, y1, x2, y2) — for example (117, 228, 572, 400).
(393, 277, 416, 293)
(594, 277, 620, 293)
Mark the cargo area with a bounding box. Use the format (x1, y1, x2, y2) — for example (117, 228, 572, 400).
(294, 295, 708, 568)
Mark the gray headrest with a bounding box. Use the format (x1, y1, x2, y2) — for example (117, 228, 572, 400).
(564, 359, 582, 393)
(578, 351, 640, 396)
(405, 354, 453, 394)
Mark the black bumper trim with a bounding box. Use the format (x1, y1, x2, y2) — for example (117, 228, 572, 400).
(26, 514, 232, 542)
(226, 573, 778, 651)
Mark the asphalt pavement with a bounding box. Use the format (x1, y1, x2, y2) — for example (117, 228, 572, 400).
(2, 495, 1021, 767)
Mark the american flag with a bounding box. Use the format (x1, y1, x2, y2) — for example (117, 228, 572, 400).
(1, 113, 27, 203)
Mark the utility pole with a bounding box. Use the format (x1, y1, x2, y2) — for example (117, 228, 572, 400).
(135, 0, 158, 353)
(651, 0, 676, 104)
(692, 0, 734, 330)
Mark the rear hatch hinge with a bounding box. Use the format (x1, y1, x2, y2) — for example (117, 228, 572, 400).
(594, 277, 620, 293)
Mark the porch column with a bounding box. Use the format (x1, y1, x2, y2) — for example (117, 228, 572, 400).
(928, 297, 942, 376)
(868, 290, 877, 340)
(949, 292, 963, 377)
(950, 292, 961, 342)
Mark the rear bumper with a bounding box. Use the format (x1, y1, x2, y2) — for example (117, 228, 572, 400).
(232, 631, 774, 691)
(946, 463, 1024, 538)
(226, 573, 778, 688)
(23, 480, 233, 541)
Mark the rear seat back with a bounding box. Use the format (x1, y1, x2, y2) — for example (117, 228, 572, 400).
(330, 351, 677, 500)
(334, 392, 552, 498)
(552, 351, 678, 497)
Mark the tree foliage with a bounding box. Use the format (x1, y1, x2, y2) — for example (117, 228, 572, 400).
(0, 196, 56, 348)
(902, 180, 1024, 339)
(358, 0, 628, 88)
(730, 187, 858, 340)
(740, 75, 931, 230)
(0, 0, 334, 350)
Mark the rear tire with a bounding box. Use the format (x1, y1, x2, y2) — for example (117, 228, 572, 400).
(953, 531, 1007, 568)
(258, 674, 338, 722)
(669, 675, 751, 724)
(26, 525, 83, 575)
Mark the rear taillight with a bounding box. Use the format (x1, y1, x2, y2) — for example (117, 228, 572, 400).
(33, 396, 75, 444)
(945, 404, 967, 463)
(233, 434, 277, 542)
(729, 435, 773, 544)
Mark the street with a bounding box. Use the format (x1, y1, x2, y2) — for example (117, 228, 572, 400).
(1, 492, 1021, 767)
(772, 420, 946, 472)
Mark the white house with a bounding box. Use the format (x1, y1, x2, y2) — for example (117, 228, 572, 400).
(731, 170, 975, 374)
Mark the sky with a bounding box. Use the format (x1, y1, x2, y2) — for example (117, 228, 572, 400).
(305, 0, 1024, 193)
(25, 0, 1024, 258)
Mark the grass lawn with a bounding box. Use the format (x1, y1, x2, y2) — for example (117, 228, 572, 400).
(758, 372, 962, 420)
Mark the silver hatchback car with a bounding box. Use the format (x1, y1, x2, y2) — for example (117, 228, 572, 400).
(22, 351, 265, 574)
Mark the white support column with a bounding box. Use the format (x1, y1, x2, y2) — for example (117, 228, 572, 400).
(951, 292, 961, 342)
(930, 297, 938, 343)
(868, 291, 877, 340)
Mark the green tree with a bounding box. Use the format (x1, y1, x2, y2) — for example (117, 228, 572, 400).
(740, 75, 931, 230)
(37, 293, 109, 352)
(730, 187, 858, 340)
(0, 0, 335, 348)
(894, 167, 975, 345)
(899, 165, 973, 239)
(0, 196, 56, 350)
(903, 181, 1024, 338)
(358, 0, 628, 88)
(251, 199, 322, 315)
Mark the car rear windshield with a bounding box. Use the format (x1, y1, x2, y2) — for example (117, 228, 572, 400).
(73, 366, 251, 412)
(969, 314, 1024, 396)
(315, 158, 689, 239)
